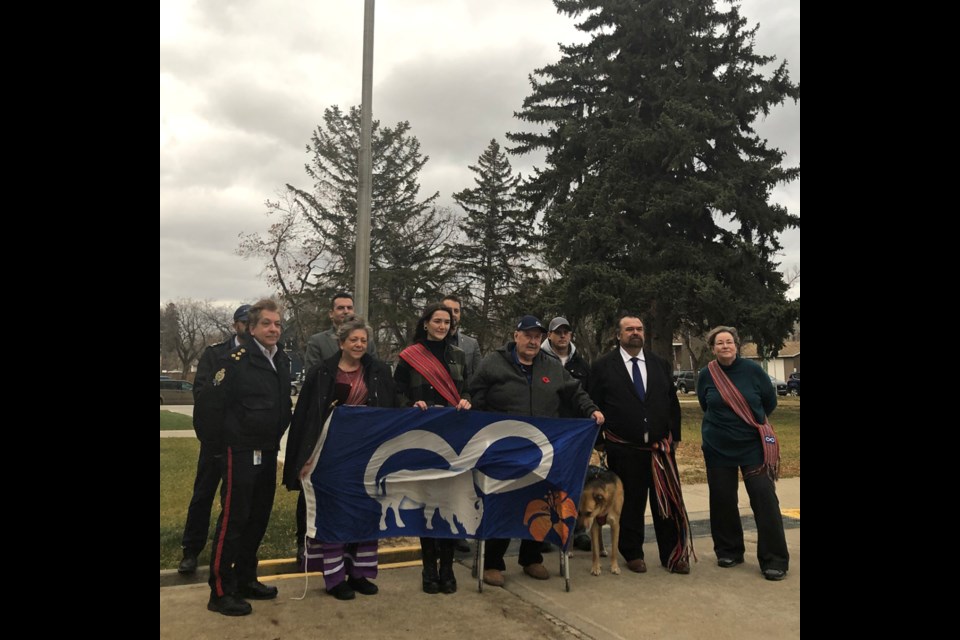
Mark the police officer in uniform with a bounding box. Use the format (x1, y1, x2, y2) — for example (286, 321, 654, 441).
(196, 299, 292, 616)
(178, 304, 250, 575)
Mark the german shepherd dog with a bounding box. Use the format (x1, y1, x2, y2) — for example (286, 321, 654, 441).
(577, 466, 625, 576)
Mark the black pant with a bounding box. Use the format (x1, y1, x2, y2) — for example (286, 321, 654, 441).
(181, 442, 223, 556)
(483, 539, 543, 571)
(706, 464, 789, 572)
(295, 490, 306, 546)
(605, 443, 679, 566)
(420, 538, 455, 571)
(209, 447, 278, 597)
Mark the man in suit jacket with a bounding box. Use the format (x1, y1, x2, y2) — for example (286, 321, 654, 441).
(303, 292, 376, 371)
(442, 294, 481, 381)
(589, 315, 691, 574)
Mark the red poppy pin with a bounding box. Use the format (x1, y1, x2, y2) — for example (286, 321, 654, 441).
(541, 376, 550, 384)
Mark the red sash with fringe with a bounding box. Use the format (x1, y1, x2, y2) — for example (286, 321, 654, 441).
(603, 432, 695, 570)
(398, 343, 461, 407)
(707, 360, 780, 481)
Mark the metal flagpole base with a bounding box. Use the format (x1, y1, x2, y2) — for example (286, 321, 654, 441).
(560, 548, 571, 591)
(476, 540, 485, 592)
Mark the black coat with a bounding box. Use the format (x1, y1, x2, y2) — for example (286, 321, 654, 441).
(470, 343, 598, 418)
(282, 352, 396, 490)
(589, 348, 681, 445)
(192, 336, 238, 400)
(194, 341, 292, 451)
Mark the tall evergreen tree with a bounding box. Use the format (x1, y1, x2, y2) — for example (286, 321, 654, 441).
(452, 139, 536, 351)
(508, 0, 800, 358)
(283, 106, 455, 351)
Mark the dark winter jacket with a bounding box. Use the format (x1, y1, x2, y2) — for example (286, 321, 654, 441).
(469, 342, 598, 418)
(540, 340, 591, 409)
(192, 335, 240, 400)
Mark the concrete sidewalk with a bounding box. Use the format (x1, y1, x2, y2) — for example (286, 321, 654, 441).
(161, 478, 799, 639)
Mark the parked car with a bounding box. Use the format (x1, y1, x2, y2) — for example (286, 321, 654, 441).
(768, 375, 788, 396)
(787, 372, 800, 396)
(673, 370, 697, 394)
(291, 373, 303, 396)
(160, 379, 194, 405)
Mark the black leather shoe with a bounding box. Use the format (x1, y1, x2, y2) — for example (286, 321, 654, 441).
(208, 593, 252, 616)
(347, 577, 379, 596)
(717, 557, 744, 568)
(573, 533, 591, 552)
(328, 580, 356, 600)
(239, 580, 278, 600)
(178, 554, 198, 575)
(763, 568, 786, 581)
(455, 539, 471, 553)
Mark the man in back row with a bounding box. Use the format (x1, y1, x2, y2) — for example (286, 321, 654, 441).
(441, 294, 482, 381)
(178, 304, 251, 575)
(540, 316, 593, 552)
(303, 292, 376, 371)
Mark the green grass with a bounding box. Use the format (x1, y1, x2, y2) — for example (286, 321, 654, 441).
(160, 410, 194, 430)
(675, 396, 800, 484)
(159, 439, 300, 570)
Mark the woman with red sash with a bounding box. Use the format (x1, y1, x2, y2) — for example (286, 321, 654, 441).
(697, 326, 789, 581)
(393, 302, 472, 594)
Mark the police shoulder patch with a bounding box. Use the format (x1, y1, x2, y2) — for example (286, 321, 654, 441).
(213, 368, 226, 385)
(230, 347, 246, 362)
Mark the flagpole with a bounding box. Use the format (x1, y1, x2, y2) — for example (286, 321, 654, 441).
(355, 0, 374, 318)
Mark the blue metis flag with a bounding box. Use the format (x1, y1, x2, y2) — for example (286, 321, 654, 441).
(303, 406, 598, 549)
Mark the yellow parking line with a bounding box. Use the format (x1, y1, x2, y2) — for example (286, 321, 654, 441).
(781, 508, 800, 519)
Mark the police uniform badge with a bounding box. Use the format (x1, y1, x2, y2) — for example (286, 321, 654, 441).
(213, 368, 226, 386)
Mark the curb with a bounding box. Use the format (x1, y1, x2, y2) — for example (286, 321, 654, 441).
(160, 510, 799, 589)
(161, 545, 423, 589)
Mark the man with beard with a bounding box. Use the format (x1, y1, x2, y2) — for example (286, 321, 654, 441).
(588, 315, 691, 575)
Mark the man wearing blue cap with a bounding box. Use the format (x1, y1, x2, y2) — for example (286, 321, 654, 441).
(469, 315, 604, 587)
(178, 304, 251, 575)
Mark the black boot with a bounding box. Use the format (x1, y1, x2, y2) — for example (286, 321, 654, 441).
(439, 563, 457, 594)
(438, 539, 457, 594)
(422, 564, 440, 594)
(420, 537, 440, 594)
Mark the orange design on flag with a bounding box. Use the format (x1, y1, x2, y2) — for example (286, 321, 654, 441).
(523, 490, 578, 546)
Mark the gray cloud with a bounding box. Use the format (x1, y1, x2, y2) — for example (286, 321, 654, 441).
(161, 0, 800, 304)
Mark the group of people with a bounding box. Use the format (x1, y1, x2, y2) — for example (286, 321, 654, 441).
(178, 292, 790, 617)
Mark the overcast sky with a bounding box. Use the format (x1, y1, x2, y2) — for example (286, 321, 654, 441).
(160, 0, 800, 308)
